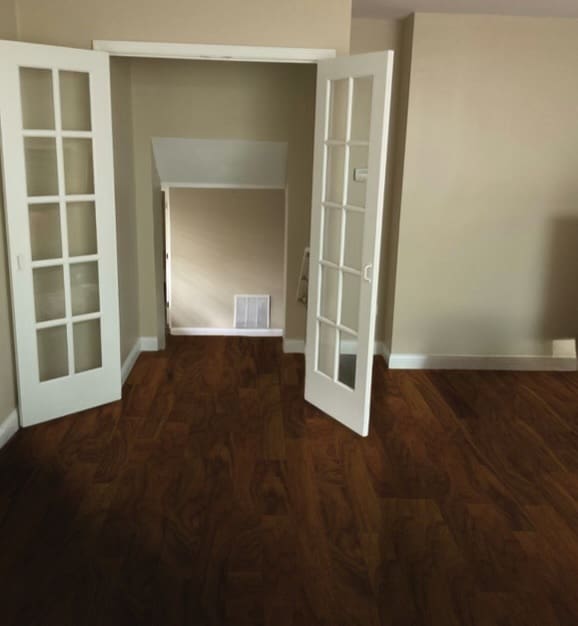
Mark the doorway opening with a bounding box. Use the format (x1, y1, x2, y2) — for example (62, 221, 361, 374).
(164, 185, 286, 337)
(109, 55, 317, 354)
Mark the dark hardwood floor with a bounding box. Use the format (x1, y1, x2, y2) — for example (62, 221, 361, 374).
(2, 336, 578, 625)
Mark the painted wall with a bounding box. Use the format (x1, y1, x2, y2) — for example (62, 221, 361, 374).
(128, 58, 315, 344)
(0, 160, 17, 424)
(110, 58, 140, 362)
(0, 0, 17, 40)
(169, 188, 285, 330)
(392, 14, 578, 358)
(15, 0, 352, 53)
(350, 17, 402, 54)
(0, 1, 18, 427)
(151, 158, 166, 349)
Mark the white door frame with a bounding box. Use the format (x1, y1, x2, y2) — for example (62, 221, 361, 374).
(92, 41, 336, 64)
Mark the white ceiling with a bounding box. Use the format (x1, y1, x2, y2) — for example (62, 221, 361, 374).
(353, 0, 578, 19)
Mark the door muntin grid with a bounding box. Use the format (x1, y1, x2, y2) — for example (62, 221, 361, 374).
(20, 66, 102, 381)
(315, 75, 373, 390)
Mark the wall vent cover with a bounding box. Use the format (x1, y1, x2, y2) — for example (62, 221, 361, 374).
(234, 295, 270, 329)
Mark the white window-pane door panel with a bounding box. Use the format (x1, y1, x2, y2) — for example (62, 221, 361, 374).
(0, 40, 121, 427)
(305, 51, 394, 437)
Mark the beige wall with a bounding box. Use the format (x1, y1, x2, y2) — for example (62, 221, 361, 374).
(0, 161, 17, 422)
(0, 0, 17, 40)
(350, 17, 407, 349)
(128, 58, 315, 343)
(0, 2, 18, 424)
(110, 58, 140, 361)
(350, 17, 402, 54)
(151, 159, 166, 348)
(392, 13, 578, 357)
(169, 188, 285, 329)
(15, 0, 351, 52)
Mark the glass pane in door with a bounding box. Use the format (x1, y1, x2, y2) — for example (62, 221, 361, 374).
(343, 210, 364, 271)
(37, 325, 68, 381)
(318, 322, 336, 378)
(322, 205, 342, 265)
(29, 203, 62, 260)
(24, 137, 59, 196)
(67, 201, 97, 256)
(320, 265, 339, 322)
(63, 138, 94, 195)
(328, 79, 349, 142)
(325, 145, 346, 205)
(341, 272, 360, 332)
(20, 68, 55, 130)
(73, 319, 102, 373)
(347, 146, 369, 208)
(70, 261, 99, 315)
(338, 329, 357, 389)
(59, 71, 91, 131)
(33, 266, 66, 322)
(350, 76, 373, 142)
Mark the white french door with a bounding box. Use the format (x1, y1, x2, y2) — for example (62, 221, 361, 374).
(0, 41, 121, 427)
(305, 51, 394, 436)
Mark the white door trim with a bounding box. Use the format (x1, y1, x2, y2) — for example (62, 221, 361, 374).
(0, 409, 19, 450)
(388, 353, 578, 371)
(163, 186, 172, 318)
(92, 41, 336, 64)
(284, 338, 388, 358)
(171, 327, 283, 337)
(162, 183, 286, 190)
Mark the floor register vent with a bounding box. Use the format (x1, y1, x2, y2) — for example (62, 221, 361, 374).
(234, 295, 270, 329)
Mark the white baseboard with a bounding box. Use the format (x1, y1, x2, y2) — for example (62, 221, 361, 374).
(171, 327, 283, 337)
(283, 338, 306, 353)
(0, 409, 19, 450)
(140, 336, 160, 351)
(342, 340, 387, 357)
(121, 336, 163, 385)
(388, 353, 577, 371)
(121, 339, 142, 384)
(282, 338, 387, 358)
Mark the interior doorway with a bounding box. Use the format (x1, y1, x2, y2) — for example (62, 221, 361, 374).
(109, 54, 316, 356)
(164, 185, 287, 337)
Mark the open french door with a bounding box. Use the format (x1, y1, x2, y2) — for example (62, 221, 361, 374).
(0, 41, 121, 427)
(305, 51, 394, 436)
